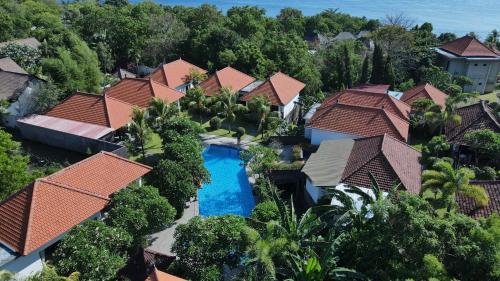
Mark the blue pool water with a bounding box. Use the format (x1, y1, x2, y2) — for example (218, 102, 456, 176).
(198, 145, 256, 217)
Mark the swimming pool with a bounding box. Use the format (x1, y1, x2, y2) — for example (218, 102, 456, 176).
(198, 145, 256, 217)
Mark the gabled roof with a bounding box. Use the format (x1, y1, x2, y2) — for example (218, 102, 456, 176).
(324, 89, 410, 120)
(0, 58, 28, 75)
(438, 35, 499, 57)
(0, 37, 41, 49)
(351, 84, 390, 94)
(307, 102, 410, 141)
(341, 134, 422, 193)
(0, 152, 151, 256)
(456, 180, 500, 218)
(45, 92, 134, 130)
(401, 83, 448, 109)
(104, 78, 184, 108)
(240, 72, 305, 106)
(148, 58, 206, 89)
(146, 268, 186, 281)
(444, 101, 500, 144)
(199, 66, 256, 96)
(334, 32, 356, 41)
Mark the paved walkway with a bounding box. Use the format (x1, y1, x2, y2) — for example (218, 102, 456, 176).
(146, 200, 199, 256)
(199, 133, 257, 149)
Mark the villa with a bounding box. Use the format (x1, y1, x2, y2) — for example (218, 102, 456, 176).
(240, 72, 305, 120)
(148, 58, 206, 93)
(199, 66, 256, 96)
(301, 134, 421, 204)
(0, 57, 44, 128)
(0, 152, 151, 278)
(304, 87, 410, 145)
(434, 35, 500, 93)
(401, 83, 448, 109)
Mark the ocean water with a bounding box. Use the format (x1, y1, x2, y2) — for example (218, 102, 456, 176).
(138, 0, 500, 38)
(198, 144, 256, 217)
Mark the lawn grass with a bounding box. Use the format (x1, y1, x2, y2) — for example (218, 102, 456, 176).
(458, 91, 499, 107)
(129, 132, 162, 161)
(186, 111, 260, 141)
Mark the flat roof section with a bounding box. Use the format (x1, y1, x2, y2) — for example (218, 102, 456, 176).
(18, 115, 114, 140)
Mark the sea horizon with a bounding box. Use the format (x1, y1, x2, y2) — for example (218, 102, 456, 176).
(131, 0, 500, 39)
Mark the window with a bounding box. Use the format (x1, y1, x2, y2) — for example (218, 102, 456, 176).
(483, 64, 487, 66)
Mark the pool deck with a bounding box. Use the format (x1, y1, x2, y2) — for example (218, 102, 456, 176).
(146, 199, 199, 257)
(199, 133, 256, 150)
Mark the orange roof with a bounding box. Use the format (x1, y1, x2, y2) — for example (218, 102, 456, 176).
(241, 72, 305, 106)
(351, 84, 390, 94)
(324, 89, 410, 120)
(0, 152, 151, 255)
(401, 83, 448, 109)
(438, 35, 499, 57)
(148, 59, 206, 89)
(146, 268, 187, 281)
(45, 92, 133, 130)
(307, 102, 409, 141)
(199, 66, 256, 96)
(104, 78, 184, 108)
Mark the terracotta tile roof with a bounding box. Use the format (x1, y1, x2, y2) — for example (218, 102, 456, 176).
(148, 59, 206, 89)
(146, 268, 186, 281)
(401, 83, 448, 109)
(444, 101, 500, 144)
(45, 92, 111, 128)
(351, 84, 390, 94)
(199, 66, 255, 96)
(456, 180, 500, 218)
(104, 96, 134, 129)
(323, 89, 410, 120)
(307, 102, 410, 141)
(341, 134, 421, 193)
(104, 78, 183, 108)
(438, 35, 500, 57)
(240, 72, 305, 106)
(0, 152, 151, 256)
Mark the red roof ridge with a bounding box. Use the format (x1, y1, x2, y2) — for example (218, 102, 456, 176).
(38, 179, 110, 200)
(267, 75, 283, 104)
(148, 78, 184, 95)
(381, 133, 420, 152)
(22, 182, 38, 255)
(104, 95, 135, 106)
(382, 110, 408, 140)
(100, 151, 153, 170)
(481, 100, 500, 129)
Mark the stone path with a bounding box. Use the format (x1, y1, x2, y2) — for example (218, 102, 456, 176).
(146, 200, 199, 256)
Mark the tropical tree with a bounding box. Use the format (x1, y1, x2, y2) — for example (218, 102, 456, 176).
(424, 102, 461, 134)
(186, 69, 207, 86)
(185, 86, 208, 122)
(463, 129, 500, 166)
(421, 135, 451, 166)
(210, 87, 246, 133)
(25, 264, 80, 281)
(127, 107, 152, 159)
(147, 98, 177, 131)
(421, 160, 489, 212)
(248, 95, 270, 134)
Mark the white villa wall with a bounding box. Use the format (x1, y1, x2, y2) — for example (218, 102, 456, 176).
(281, 94, 299, 118)
(305, 178, 324, 203)
(1, 212, 102, 278)
(2, 80, 41, 128)
(308, 128, 359, 145)
(443, 57, 500, 93)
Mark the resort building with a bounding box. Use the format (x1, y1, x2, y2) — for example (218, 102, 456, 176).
(148, 58, 206, 93)
(401, 83, 448, 109)
(0, 57, 44, 128)
(304, 87, 410, 145)
(444, 100, 500, 146)
(199, 66, 256, 96)
(434, 35, 500, 93)
(456, 180, 500, 219)
(0, 152, 151, 278)
(301, 134, 421, 204)
(240, 72, 305, 120)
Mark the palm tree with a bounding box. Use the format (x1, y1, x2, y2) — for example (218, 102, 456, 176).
(248, 95, 270, 136)
(185, 87, 208, 123)
(147, 98, 177, 130)
(210, 87, 246, 133)
(128, 107, 152, 159)
(422, 160, 489, 212)
(186, 69, 207, 86)
(424, 103, 461, 134)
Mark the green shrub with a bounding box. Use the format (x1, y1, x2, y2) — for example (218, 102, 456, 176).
(235, 126, 246, 138)
(292, 144, 302, 161)
(209, 116, 222, 130)
(251, 201, 279, 223)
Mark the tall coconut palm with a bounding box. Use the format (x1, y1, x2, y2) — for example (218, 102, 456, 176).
(128, 107, 152, 159)
(147, 98, 177, 130)
(424, 103, 461, 134)
(422, 160, 489, 212)
(185, 86, 208, 123)
(210, 87, 246, 133)
(248, 95, 271, 135)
